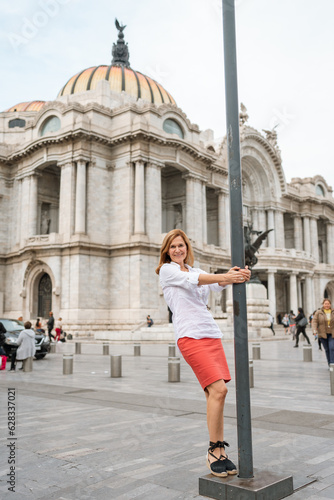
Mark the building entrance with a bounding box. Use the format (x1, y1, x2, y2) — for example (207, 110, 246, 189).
(38, 273, 52, 318)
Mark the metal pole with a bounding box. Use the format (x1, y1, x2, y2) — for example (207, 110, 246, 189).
(222, 0, 253, 478)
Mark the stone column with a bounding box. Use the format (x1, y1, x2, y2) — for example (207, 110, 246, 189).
(59, 162, 75, 238)
(145, 162, 162, 238)
(258, 210, 267, 247)
(20, 176, 30, 244)
(184, 173, 202, 243)
(75, 160, 87, 234)
(310, 217, 319, 262)
(297, 279, 303, 309)
(29, 173, 38, 237)
(134, 160, 145, 234)
(267, 269, 277, 321)
(305, 274, 314, 318)
(218, 190, 229, 249)
(289, 272, 298, 315)
(303, 216, 311, 255)
(267, 209, 275, 247)
(252, 208, 259, 232)
(202, 183, 207, 244)
(326, 222, 334, 264)
(16, 178, 22, 244)
(275, 210, 285, 248)
(293, 215, 303, 251)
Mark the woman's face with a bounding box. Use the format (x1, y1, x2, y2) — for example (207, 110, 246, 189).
(323, 300, 331, 309)
(168, 236, 187, 266)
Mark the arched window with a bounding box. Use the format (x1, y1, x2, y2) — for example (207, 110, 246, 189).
(38, 273, 52, 318)
(9, 118, 26, 128)
(163, 118, 184, 139)
(316, 184, 325, 197)
(40, 116, 61, 136)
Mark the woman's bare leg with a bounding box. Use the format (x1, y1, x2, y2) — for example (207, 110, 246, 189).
(205, 379, 227, 462)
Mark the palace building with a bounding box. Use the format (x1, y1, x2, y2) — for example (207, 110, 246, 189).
(1, 24, 334, 336)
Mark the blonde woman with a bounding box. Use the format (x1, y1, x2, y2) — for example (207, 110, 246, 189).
(156, 229, 251, 477)
(312, 299, 334, 366)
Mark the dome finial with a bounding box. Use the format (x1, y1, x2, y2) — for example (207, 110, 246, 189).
(112, 18, 130, 67)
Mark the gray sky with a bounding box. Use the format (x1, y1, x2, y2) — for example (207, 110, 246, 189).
(1, 0, 333, 186)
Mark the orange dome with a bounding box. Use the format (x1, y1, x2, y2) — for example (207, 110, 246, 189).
(5, 101, 47, 112)
(58, 65, 175, 106)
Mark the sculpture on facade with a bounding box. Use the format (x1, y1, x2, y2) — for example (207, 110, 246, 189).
(41, 209, 51, 235)
(244, 224, 273, 282)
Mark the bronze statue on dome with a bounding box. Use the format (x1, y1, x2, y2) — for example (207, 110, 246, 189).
(112, 18, 130, 67)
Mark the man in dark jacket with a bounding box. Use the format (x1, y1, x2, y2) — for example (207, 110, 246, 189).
(47, 312, 55, 342)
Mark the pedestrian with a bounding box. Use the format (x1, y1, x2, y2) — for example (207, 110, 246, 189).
(268, 312, 275, 335)
(156, 229, 251, 477)
(293, 307, 311, 347)
(146, 315, 153, 327)
(55, 317, 62, 342)
(14, 321, 36, 370)
(35, 318, 44, 333)
(282, 313, 290, 334)
(289, 310, 296, 339)
(312, 299, 334, 366)
(47, 311, 55, 342)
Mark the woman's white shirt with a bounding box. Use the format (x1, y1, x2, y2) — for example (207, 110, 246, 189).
(159, 262, 227, 344)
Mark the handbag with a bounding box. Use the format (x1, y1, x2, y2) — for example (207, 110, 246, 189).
(298, 317, 308, 327)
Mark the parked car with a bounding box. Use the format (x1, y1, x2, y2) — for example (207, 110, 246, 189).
(0, 319, 50, 359)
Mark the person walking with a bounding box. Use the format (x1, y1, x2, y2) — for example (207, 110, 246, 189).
(282, 313, 290, 335)
(55, 317, 62, 342)
(293, 307, 311, 347)
(13, 321, 36, 370)
(268, 312, 275, 335)
(156, 229, 251, 477)
(47, 311, 55, 342)
(312, 299, 334, 366)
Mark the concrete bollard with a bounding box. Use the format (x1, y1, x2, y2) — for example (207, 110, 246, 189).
(23, 357, 33, 372)
(249, 360, 254, 388)
(168, 343, 176, 357)
(103, 343, 109, 355)
(252, 343, 261, 360)
(303, 345, 312, 362)
(63, 354, 73, 375)
(75, 342, 81, 354)
(134, 343, 141, 356)
(330, 364, 334, 396)
(168, 357, 180, 382)
(50, 343, 56, 354)
(110, 355, 122, 378)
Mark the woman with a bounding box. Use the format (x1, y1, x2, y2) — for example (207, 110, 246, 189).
(15, 321, 36, 369)
(312, 299, 334, 366)
(282, 313, 290, 335)
(55, 317, 63, 342)
(156, 229, 251, 477)
(293, 307, 311, 347)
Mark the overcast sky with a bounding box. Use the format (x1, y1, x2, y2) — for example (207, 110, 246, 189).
(1, 0, 333, 186)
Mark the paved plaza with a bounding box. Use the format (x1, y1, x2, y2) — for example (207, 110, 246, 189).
(0, 333, 334, 500)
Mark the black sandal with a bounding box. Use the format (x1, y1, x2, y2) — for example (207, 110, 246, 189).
(219, 441, 238, 475)
(207, 441, 237, 477)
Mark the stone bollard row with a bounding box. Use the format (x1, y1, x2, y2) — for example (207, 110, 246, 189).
(134, 343, 141, 356)
(252, 343, 261, 360)
(103, 343, 109, 355)
(75, 342, 81, 354)
(50, 343, 56, 354)
(330, 364, 334, 396)
(63, 354, 73, 375)
(303, 345, 312, 362)
(249, 360, 254, 388)
(168, 357, 180, 382)
(23, 357, 33, 372)
(168, 343, 176, 357)
(110, 354, 122, 378)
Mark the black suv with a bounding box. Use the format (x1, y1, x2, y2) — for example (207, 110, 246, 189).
(0, 319, 51, 359)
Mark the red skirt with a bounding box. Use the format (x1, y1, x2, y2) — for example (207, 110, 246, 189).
(177, 337, 231, 390)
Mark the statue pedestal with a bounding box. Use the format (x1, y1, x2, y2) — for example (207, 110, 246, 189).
(226, 282, 271, 339)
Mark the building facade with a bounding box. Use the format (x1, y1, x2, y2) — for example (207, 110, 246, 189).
(1, 31, 334, 334)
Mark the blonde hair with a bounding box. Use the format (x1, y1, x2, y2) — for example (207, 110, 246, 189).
(155, 229, 194, 274)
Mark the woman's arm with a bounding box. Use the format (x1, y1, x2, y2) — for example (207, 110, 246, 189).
(198, 266, 251, 286)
